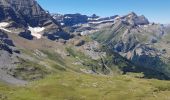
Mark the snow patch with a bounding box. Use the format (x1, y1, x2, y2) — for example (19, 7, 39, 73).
(64, 16, 71, 19)
(136, 48, 143, 56)
(88, 17, 101, 21)
(80, 30, 98, 36)
(115, 16, 121, 20)
(60, 23, 65, 26)
(88, 19, 114, 24)
(0, 22, 9, 27)
(0, 22, 11, 32)
(28, 26, 45, 39)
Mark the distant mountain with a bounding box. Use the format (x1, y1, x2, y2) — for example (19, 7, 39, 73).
(52, 13, 118, 26)
(92, 12, 170, 79)
(52, 13, 118, 35)
(52, 12, 170, 79)
(53, 13, 88, 26)
(120, 12, 149, 26)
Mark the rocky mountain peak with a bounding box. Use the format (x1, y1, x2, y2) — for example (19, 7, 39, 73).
(0, 0, 70, 40)
(0, 0, 10, 6)
(126, 12, 138, 18)
(0, 0, 57, 27)
(122, 12, 149, 26)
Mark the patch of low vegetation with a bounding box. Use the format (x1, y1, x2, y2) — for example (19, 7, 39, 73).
(0, 93, 8, 100)
(9, 58, 50, 81)
(50, 64, 66, 71)
(41, 50, 66, 66)
(40, 50, 67, 72)
(91, 25, 127, 44)
(66, 47, 78, 58)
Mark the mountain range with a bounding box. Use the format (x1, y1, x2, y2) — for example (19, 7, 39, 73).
(0, 0, 170, 99)
(52, 12, 170, 79)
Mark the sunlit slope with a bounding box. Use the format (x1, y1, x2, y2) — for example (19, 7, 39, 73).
(0, 71, 170, 100)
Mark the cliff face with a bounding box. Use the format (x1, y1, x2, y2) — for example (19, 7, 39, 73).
(0, 0, 70, 40)
(0, 0, 57, 27)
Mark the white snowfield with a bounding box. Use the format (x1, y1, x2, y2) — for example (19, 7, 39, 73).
(28, 26, 45, 39)
(0, 22, 45, 39)
(0, 22, 11, 32)
(88, 19, 114, 24)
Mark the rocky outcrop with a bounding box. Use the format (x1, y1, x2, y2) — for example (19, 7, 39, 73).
(0, 30, 15, 53)
(127, 44, 163, 68)
(74, 39, 85, 46)
(82, 41, 106, 60)
(18, 30, 33, 40)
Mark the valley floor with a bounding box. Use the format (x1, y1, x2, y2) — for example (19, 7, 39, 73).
(0, 71, 170, 100)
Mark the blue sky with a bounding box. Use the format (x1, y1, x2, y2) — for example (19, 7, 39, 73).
(37, 0, 170, 24)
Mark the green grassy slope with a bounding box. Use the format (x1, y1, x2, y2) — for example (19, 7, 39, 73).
(0, 71, 170, 100)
